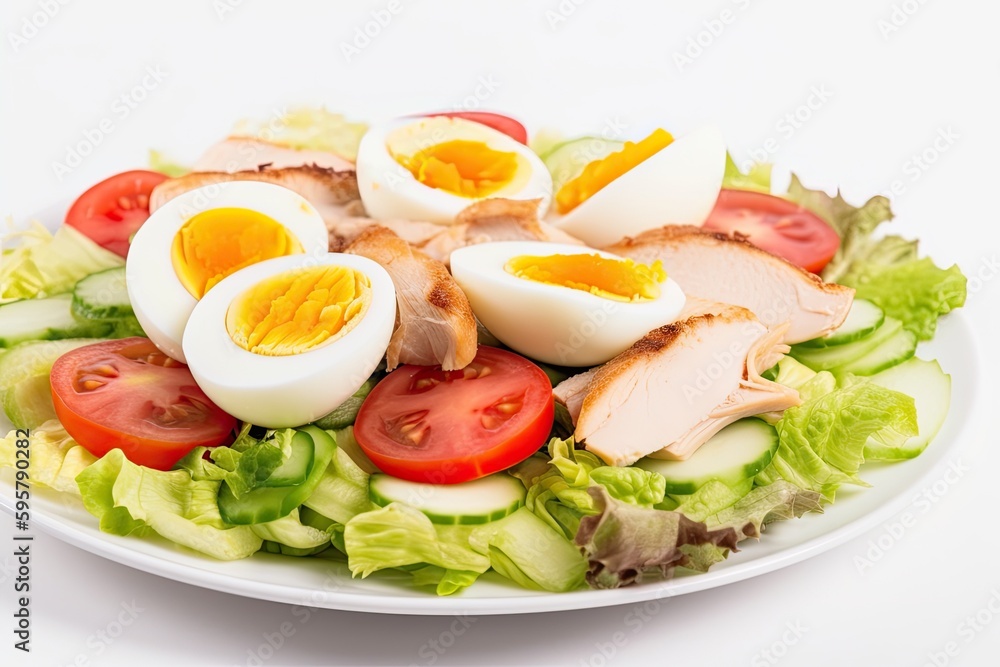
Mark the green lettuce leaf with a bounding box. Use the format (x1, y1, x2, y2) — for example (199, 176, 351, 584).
(343, 503, 490, 580)
(839, 257, 967, 341)
(525, 437, 666, 539)
(301, 439, 375, 524)
(76, 449, 262, 560)
(0, 420, 97, 495)
(757, 377, 917, 501)
(147, 149, 189, 177)
(208, 424, 295, 498)
(723, 153, 772, 193)
(1, 223, 123, 301)
(231, 107, 368, 161)
(250, 508, 334, 550)
(469, 507, 587, 592)
(575, 487, 739, 589)
(406, 565, 482, 596)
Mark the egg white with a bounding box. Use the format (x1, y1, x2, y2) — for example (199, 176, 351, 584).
(552, 125, 726, 247)
(355, 116, 553, 224)
(126, 181, 329, 363)
(450, 241, 686, 367)
(181, 253, 396, 428)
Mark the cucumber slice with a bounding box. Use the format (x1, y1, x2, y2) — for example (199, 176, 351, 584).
(0, 338, 104, 429)
(262, 430, 314, 487)
(72, 267, 133, 320)
(836, 327, 917, 376)
(864, 357, 951, 460)
(542, 137, 625, 194)
(218, 426, 336, 525)
(798, 299, 885, 348)
(791, 316, 904, 372)
(636, 419, 778, 495)
(0, 294, 111, 347)
(369, 473, 526, 525)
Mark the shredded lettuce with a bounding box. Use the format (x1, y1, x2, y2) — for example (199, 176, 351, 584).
(1, 223, 123, 301)
(469, 507, 587, 592)
(0, 420, 97, 495)
(301, 440, 375, 524)
(76, 449, 262, 560)
(231, 107, 368, 161)
(343, 503, 490, 580)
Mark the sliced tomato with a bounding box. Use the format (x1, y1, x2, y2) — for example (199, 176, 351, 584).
(704, 189, 840, 273)
(423, 112, 528, 144)
(354, 346, 553, 484)
(65, 170, 169, 258)
(50, 338, 236, 470)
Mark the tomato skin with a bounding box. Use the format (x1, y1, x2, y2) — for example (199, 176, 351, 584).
(50, 338, 236, 470)
(703, 189, 840, 273)
(354, 347, 554, 484)
(65, 170, 169, 258)
(422, 112, 528, 144)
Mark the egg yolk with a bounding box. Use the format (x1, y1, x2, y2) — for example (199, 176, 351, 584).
(555, 129, 674, 214)
(506, 253, 666, 302)
(226, 266, 370, 356)
(394, 139, 519, 198)
(172, 208, 303, 299)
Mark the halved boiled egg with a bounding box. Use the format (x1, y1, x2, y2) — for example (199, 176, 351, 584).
(182, 253, 396, 428)
(450, 241, 686, 367)
(551, 126, 726, 247)
(356, 116, 553, 224)
(126, 181, 329, 363)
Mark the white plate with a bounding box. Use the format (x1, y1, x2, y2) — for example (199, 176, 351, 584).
(0, 313, 977, 615)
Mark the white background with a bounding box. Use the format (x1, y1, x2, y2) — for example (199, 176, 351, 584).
(2, 0, 999, 665)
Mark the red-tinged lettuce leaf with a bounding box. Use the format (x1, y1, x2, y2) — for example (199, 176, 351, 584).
(674, 480, 823, 573)
(574, 487, 739, 589)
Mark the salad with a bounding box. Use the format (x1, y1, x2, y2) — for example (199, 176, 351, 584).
(0, 108, 967, 596)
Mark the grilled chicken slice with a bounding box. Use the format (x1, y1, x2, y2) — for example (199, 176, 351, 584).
(192, 137, 353, 173)
(605, 226, 853, 344)
(328, 217, 446, 252)
(150, 166, 363, 227)
(346, 226, 477, 371)
(420, 198, 584, 265)
(554, 306, 798, 466)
